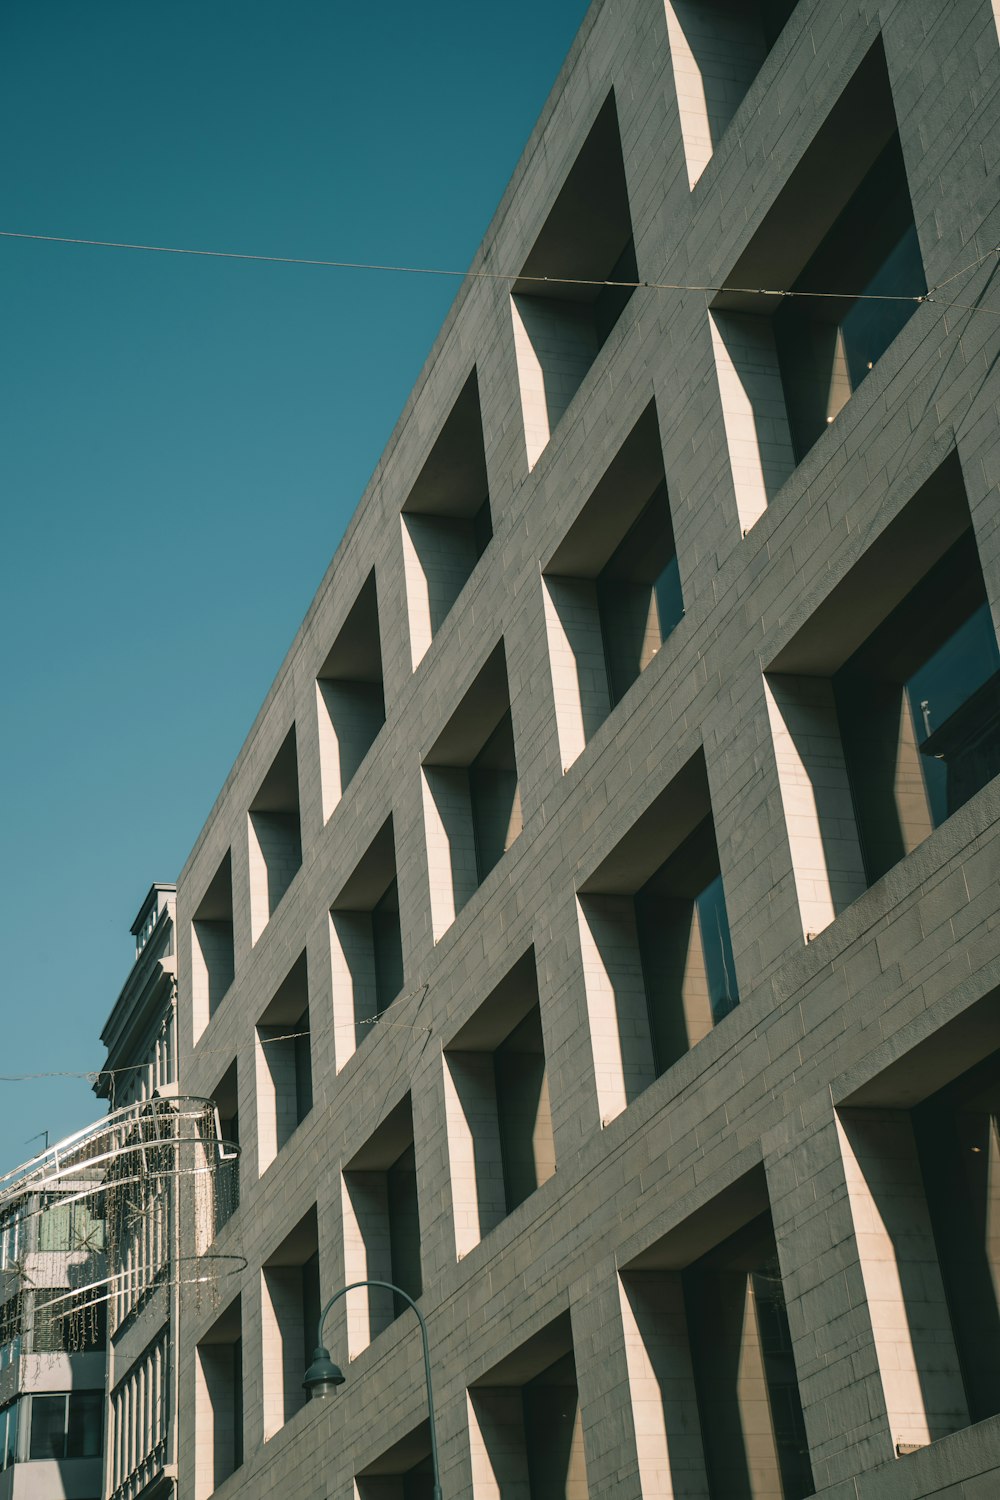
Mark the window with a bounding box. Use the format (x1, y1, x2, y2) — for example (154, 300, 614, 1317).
(0, 1205, 22, 1269)
(666, 0, 799, 187)
(260, 1212, 320, 1439)
(709, 42, 926, 530)
(0, 1400, 18, 1472)
(329, 818, 405, 1066)
(468, 1316, 589, 1499)
(832, 536, 1000, 883)
(682, 1216, 812, 1499)
(342, 1097, 422, 1354)
(248, 727, 303, 943)
(256, 953, 313, 1173)
(28, 1391, 102, 1460)
(34, 1289, 107, 1354)
(444, 950, 556, 1256)
(512, 91, 637, 467)
(764, 458, 1000, 940)
(191, 851, 235, 1037)
(576, 752, 738, 1121)
(542, 404, 684, 767)
(401, 369, 493, 667)
(421, 643, 522, 938)
(211, 1060, 240, 1234)
(316, 570, 386, 816)
(195, 1298, 243, 1500)
(0, 1296, 21, 1371)
(38, 1194, 105, 1253)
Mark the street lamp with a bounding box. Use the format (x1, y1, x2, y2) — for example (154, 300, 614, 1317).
(303, 1278, 442, 1500)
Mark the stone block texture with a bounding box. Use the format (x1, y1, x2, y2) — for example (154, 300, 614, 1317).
(173, 0, 1000, 1497)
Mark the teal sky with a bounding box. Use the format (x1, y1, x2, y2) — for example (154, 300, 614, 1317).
(0, 0, 589, 1172)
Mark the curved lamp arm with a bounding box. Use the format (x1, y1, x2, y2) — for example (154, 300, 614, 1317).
(304, 1279, 442, 1500)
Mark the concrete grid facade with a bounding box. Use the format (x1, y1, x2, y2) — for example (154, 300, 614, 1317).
(174, 1, 1000, 1497)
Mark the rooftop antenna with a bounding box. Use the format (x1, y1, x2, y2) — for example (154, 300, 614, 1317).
(25, 1130, 49, 1154)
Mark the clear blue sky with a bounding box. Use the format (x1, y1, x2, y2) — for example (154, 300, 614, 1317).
(0, 0, 589, 1172)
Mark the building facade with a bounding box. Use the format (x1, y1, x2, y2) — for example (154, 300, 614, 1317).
(0, 1136, 107, 1500)
(96, 885, 181, 1500)
(172, 0, 1000, 1496)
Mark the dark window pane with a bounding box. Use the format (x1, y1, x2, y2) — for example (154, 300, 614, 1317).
(372, 879, 404, 1015)
(29, 1395, 66, 1460)
(1, 1400, 18, 1471)
(66, 1390, 102, 1459)
(294, 1008, 313, 1123)
(696, 873, 740, 1022)
(387, 1143, 422, 1313)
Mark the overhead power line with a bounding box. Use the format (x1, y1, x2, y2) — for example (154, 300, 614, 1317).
(1, 228, 998, 312)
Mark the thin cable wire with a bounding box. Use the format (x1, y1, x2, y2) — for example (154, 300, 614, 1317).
(0, 227, 949, 306)
(0, 1009, 435, 1086)
(926, 242, 1000, 294)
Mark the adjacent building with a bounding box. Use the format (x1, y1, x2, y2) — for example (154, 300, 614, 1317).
(153, 0, 1000, 1496)
(95, 884, 181, 1500)
(0, 1133, 107, 1500)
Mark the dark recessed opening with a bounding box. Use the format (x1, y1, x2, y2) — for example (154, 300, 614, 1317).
(512, 91, 636, 466)
(317, 570, 386, 817)
(403, 370, 492, 664)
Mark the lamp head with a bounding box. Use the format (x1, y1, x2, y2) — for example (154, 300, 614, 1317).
(303, 1345, 346, 1400)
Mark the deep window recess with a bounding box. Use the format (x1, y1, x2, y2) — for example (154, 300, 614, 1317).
(832, 533, 1000, 886)
(468, 1317, 589, 1499)
(710, 42, 926, 530)
(191, 852, 235, 1036)
(596, 481, 683, 706)
(256, 952, 313, 1172)
(666, 0, 799, 187)
(634, 816, 739, 1073)
(248, 727, 303, 942)
(211, 1060, 240, 1234)
(355, 1421, 435, 1500)
(543, 404, 683, 765)
(444, 950, 556, 1256)
(772, 136, 926, 463)
(682, 1213, 812, 1499)
(576, 754, 738, 1122)
(316, 570, 386, 818)
(342, 1098, 422, 1353)
(195, 1298, 243, 1500)
(329, 818, 404, 1066)
(914, 1050, 1000, 1423)
(261, 1212, 320, 1439)
(402, 369, 493, 667)
(28, 1391, 103, 1460)
(763, 459, 999, 941)
(422, 644, 522, 937)
(512, 91, 637, 468)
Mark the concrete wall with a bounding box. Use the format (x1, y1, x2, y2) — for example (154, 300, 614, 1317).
(173, 0, 1000, 1496)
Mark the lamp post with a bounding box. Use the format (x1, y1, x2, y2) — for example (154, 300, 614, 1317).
(303, 1279, 442, 1500)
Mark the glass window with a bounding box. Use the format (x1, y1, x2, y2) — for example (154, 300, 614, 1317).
(834, 533, 1000, 884)
(38, 1195, 105, 1254)
(0, 1206, 22, 1270)
(28, 1391, 103, 1461)
(67, 1391, 102, 1459)
(695, 873, 739, 1024)
(0, 1400, 18, 1471)
(29, 1396, 67, 1460)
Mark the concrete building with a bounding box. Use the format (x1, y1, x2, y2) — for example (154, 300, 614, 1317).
(170, 0, 1000, 1496)
(0, 1135, 107, 1500)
